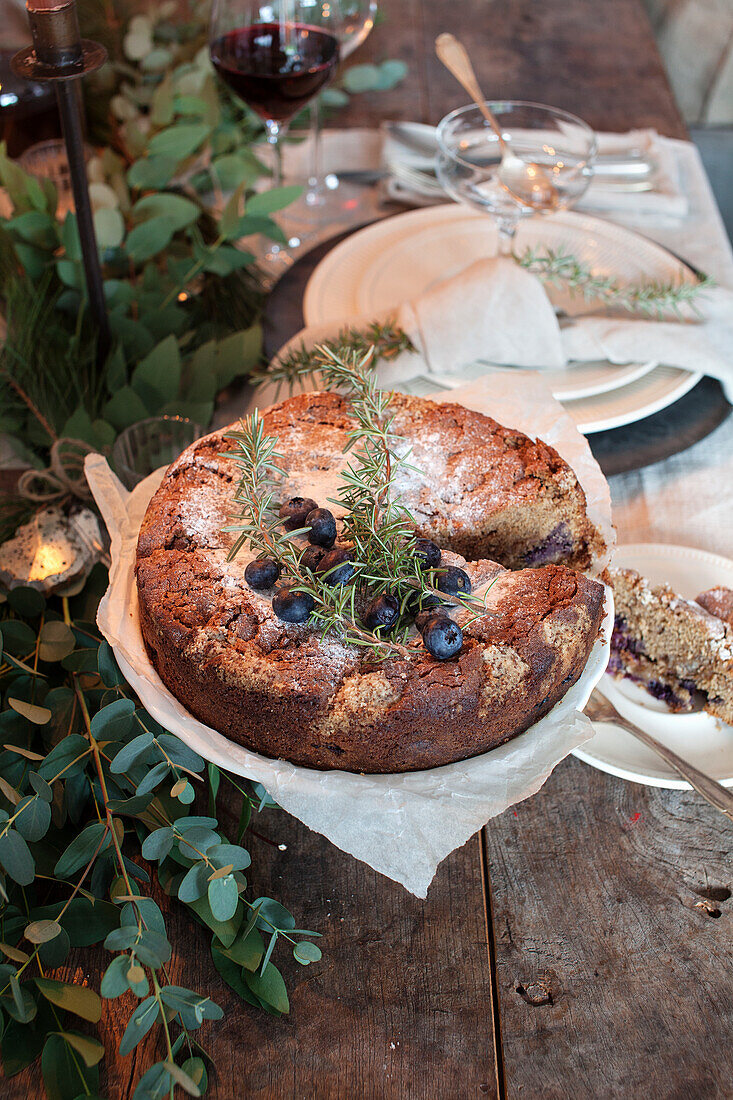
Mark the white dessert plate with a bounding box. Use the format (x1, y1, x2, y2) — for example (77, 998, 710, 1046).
(573, 542, 733, 788)
(303, 205, 701, 432)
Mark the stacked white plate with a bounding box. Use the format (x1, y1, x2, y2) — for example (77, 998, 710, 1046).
(302, 205, 701, 433)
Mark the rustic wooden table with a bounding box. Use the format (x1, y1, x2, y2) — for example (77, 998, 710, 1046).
(12, 3, 733, 1097)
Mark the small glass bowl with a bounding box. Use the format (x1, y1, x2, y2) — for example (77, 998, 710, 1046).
(436, 100, 596, 251)
(112, 416, 204, 490)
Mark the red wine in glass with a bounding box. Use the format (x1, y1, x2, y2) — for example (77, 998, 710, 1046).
(211, 22, 339, 124)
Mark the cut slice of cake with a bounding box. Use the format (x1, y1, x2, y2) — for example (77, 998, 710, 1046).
(608, 567, 733, 725)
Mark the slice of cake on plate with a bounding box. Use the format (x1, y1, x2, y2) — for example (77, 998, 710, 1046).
(608, 567, 733, 724)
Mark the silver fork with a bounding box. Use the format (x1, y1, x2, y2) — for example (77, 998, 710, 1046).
(585, 691, 733, 819)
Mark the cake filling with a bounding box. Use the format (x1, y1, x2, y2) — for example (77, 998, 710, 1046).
(522, 522, 575, 567)
(607, 567, 733, 724)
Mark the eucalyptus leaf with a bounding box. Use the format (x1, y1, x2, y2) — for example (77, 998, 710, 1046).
(98, 640, 126, 687)
(0, 829, 35, 885)
(246, 185, 303, 216)
(101, 954, 132, 998)
(38, 734, 89, 781)
(245, 961, 289, 1015)
(110, 731, 155, 774)
(118, 995, 160, 1056)
(42, 1031, 100, 1100)
(8, 698, 51, 725)
(132, 1060, 172, 1100)
(14, 796, 51, 842)
(35, 977, 102, 1023)
(9, 974, 36, 1023)
(126, 216, 177, 262)
(138, 763, 173, 800)
(24, 919, 62, 944)
(210, 943, 262, 1009)
(90, 697, 136, 740)
(38, 925, 70, 968)
(7, 585, 45, 617)
(54, 821, 110, 878)
(133, 192, 201, 230)
(141, 826, 175, 862)
(56, 1030, 105, 1068)
(126, 155, 178, 190)
(178, 861, 210, 904)
(293, 940, 322, 964)
(94, 207, 125, 248)
(38, 620, 76, 663)
(148, 123, 210, 161)
(208, 874, 239, 922)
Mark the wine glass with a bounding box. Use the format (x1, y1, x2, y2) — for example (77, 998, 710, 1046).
(209, 1, 341, 190)
(436, 101, 596, 255)
(305, 0, 378, 211)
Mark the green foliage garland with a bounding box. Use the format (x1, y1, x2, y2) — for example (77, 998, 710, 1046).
(0, 2, 408, 1093)
(0, 576, 322, 1097)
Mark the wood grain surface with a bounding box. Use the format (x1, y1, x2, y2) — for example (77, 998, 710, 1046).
(486, 756, 733, 1098)
(336, 0, 687, 140)
(7, 3, 726, 1099)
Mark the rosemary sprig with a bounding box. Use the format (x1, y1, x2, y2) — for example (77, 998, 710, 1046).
(225, 346, 491, 659)
(514, 245, 714, 318)
(258, 318, 415, 392)
(224, 405, 417, 660)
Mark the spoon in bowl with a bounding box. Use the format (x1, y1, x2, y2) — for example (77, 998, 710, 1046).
(434, 33, 559, 209)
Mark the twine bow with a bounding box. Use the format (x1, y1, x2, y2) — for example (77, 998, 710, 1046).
(16, 438, 97, 505)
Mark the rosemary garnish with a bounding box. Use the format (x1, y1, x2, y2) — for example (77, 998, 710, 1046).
(514, 245, 714, 318)
(259, 318, 415, 393)
(225, 346, 490, 660)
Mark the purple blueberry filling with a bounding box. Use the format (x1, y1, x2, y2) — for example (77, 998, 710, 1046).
(523, 522, 574, 567)
(610, 616, 646, 658)
(647, 679, 686, 708)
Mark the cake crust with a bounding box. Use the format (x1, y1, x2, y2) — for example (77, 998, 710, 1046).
(135, 392, 606, 773)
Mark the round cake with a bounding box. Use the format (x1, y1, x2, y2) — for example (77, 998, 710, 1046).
(136, 391, 607, 772)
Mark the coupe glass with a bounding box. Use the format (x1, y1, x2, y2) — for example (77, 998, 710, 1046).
(436, 101, 596, 254)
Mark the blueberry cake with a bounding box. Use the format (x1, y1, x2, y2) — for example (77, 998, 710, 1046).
(136, 391, 607, 772)
(609, 567, 733, 724)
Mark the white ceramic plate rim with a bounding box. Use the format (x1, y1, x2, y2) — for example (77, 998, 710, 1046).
(572, 541, 733, 788)
(303, 206, 699, 433)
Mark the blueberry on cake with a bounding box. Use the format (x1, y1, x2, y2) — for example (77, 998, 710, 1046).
(136, 374, 607, 773)
(608, 567, 733, 724)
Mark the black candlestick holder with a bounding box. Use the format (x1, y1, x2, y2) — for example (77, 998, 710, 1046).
(12, 0, 111, 363)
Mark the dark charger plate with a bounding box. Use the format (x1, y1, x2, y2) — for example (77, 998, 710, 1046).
(262, 228, 731, 478)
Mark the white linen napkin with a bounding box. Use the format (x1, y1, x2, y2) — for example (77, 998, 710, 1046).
(270, 258, 731, 404)
(396, 257, 566, 372)
(562, 286, 733, 402)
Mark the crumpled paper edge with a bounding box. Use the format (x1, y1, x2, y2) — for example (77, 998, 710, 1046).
(86, 379, 613, 897)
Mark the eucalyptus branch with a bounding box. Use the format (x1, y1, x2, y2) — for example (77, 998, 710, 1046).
(514, 245, 714, 317)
